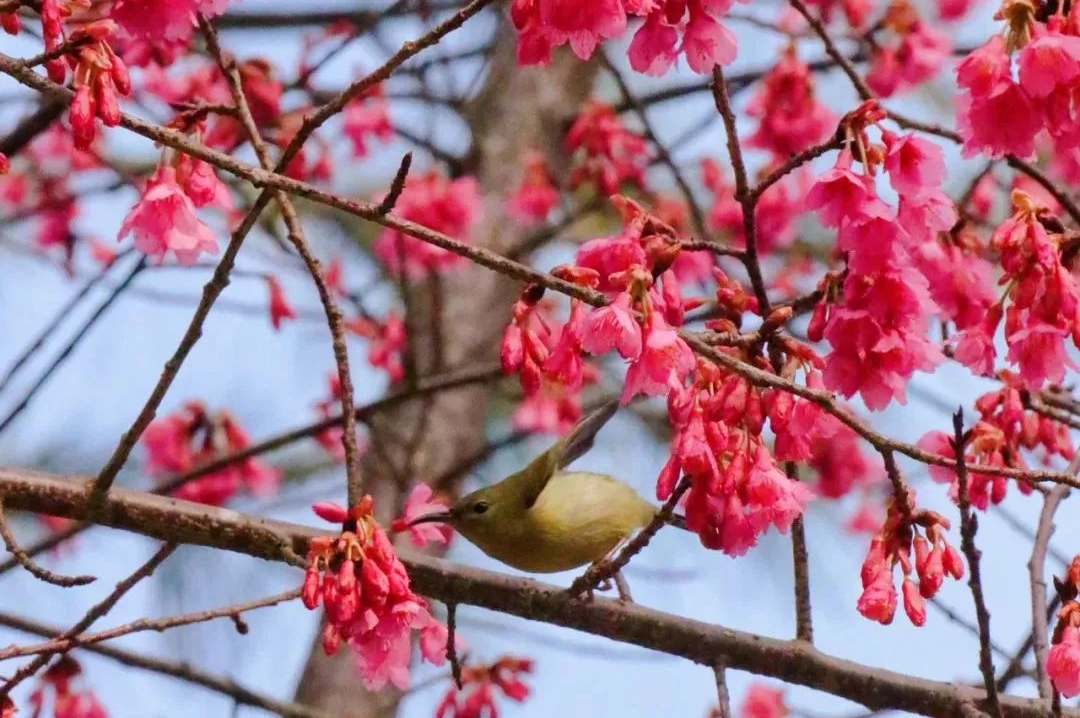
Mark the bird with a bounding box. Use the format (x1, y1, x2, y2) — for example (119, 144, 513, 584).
(408, 399, 685, 584)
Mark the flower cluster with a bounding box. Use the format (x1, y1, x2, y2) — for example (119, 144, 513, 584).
(512, 0, 742, 75)
(566, 101, 649, 196)
(372, 171, 482, 279)
(301, 498, 448, 690)
(953, 191, 1080, 389)
(347, 312, 407, 383)
(662, 359, 814, 555)
(806, 102, 956, 410)
(342, 85, 394, 159)
(501, 289, 600, 434)
(28, 656, 108, 718)
(1048, 556, 1080, 697)
(745, 47, 835, 159)
(857, 493, 964, 626)
(141, 400, 280, 505)
(507, 151, 560, 225)
(864, 1, 951, 97)
(956, 7, 1080, 161)
(917, 375, 1069, 508)
(434, 656, 533, 718)
(0, 126, 100, 273)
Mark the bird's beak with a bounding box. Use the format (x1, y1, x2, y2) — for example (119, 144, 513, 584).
(407, 510, 454, 527)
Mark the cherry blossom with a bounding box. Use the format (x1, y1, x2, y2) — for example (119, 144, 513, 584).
(301, 497, 448, 690)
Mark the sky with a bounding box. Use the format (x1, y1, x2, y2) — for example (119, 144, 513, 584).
(1, 2, 1075, 718)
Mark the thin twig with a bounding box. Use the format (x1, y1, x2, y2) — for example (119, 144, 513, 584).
(0, 542, 176, 698)
(446, 601, 463, 690)
(709, 66, 770, 314)
(0, 499, 94, 587)
(0, 611, 334, 718)
(0, 588, 299, 660)
(713, 661, 732, 718)
(952, 410, 1002, 718)
(1029, 482, 1071, 699)
(377, 152, 413, 215)
(0, 257, 147, 435)
(786, 463, 813, 643)
(201, 15, 365, 504)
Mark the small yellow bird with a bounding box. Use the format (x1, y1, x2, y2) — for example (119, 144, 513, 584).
(409, 400, 683, 576)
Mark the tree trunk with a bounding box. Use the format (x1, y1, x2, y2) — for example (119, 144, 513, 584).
(291, 32, 598, 717)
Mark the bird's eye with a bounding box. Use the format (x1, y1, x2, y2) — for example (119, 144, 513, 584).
(472, 501, 489, 515)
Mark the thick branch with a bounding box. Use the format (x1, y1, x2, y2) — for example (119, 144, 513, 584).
(0, 466, 1068, 718)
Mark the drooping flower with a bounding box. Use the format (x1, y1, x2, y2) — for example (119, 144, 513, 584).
(117, 166, 218, 265)
(1049, 624, 1080, 697)
(621, 312, 695, 402)
(302, 497, 448, 690)
(266, 276, 297, 331)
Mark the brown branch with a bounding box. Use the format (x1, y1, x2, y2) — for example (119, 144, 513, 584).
(788, 0, 873, 101)
(201, 16, 364, 503)
(713, 661, 732, 718)
(0, 499, 94, 587)
(710, 65, 771, 314)
(0, 612, 334, 718)
(446, 601, 463, 690)
(0, 589, 298, 661)
(0, 467, 1069, 718)
(5, 56, 1080, 491)
(1029, 483, 1071, 699)
(377, 152, 414, 215)
(786, 463, 813, 644)
(0, 363, 503, 577)
(0, 542, 176, 698)
(953, 410, 1003, 718)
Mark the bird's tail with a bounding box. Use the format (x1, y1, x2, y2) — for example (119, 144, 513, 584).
(664, 512, 691, 532)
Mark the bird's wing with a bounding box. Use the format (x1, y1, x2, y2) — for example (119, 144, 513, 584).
(556, 398, 620, 470)
(518, 398, 621, 508)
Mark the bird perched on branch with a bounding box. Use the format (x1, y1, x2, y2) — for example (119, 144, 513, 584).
(409, 399, 686, 591)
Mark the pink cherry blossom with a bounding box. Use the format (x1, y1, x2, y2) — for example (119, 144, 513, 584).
(372, 171, 482, 279)
(1049, 625, 1080, 697)
(882, 131, 946, 196)
(739, 684, 788, 718)
(804, 150, 874, 227)
(681, 1, 737, 73)
(391, 483, 453, 547)
(266, 276, 296, 331)
(621, 313, 695, 402)
(579, 292, 643, 360)
(118, 166, 218, 265)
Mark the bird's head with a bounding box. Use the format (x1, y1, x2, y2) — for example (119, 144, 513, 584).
(407, 482, 522, 545)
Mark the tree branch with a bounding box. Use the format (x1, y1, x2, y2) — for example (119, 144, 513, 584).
(0, 466, 1069, 718)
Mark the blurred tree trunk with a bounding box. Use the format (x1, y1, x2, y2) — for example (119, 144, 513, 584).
(291, 29, 598, 718)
